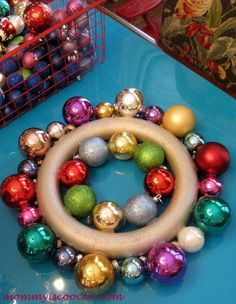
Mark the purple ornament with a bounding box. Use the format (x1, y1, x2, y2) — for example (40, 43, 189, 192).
(18, 206, 41, 227)
(6, 44, 24, 61)
(54, 245, 78, 272)
(56, 25, 68, 41)
(68, 21, 81, 41)
(53, 8, 68, 24)
(75, 14, 89, 30)
(67, 0, 84, 16)
(63, 96, 93, 126)
(79, 29, 90, 47)
(62, 39, 78, 54)
(147, 242, 186, 283)
(144, 106, 164, 125)
(199, 176, 222, 196)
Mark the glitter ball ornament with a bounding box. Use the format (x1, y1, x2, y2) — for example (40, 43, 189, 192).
(62, 96, 94, 126)
(119, 257, 145, 285)
(19, 128, 51, 158)
(46, 121, 66, 141)
(134, 142, 165, 172)
(144, 106, 164, 125)
(18, 206, 41, 227)
(59, 160, 88, 187)
(79, 137, 109, 167)
(67, 0, 84, 16)
(193, 196, 230, 234)
(54, 245, 77, 272)
(199, 176, 222, 196)
(95, 102, 115, 119)
(0, 174, 36, 208)
(74, 252, 114, 295)
(177, 226, 205, 253)
(183, 132, 204, 152)
(0, 0, 10, 17)
(124, 194, 158, 227)
(18, 159, 38, 178)
(64, 185, 96, 218)
(109, 131, 138, 160)
(17, 223, 55, 261)
(115, 88, 144, 117)
(147, 242, 186, 283)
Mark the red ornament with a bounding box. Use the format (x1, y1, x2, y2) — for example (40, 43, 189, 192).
(145, 168, 175, 197)
(195, 142, 230, 175)
(59, 160, 88, 187)
(0, 174, 36, 208)
(23, 3, 53, 34)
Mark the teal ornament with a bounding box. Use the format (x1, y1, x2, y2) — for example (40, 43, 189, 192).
(0, 0, 10, 17)
(119, 257, 145, 285)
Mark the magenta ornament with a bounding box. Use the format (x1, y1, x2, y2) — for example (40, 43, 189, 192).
(53, 8, 68, 24)
(199, 176, 222, 197)
(147, 242, 186, 283)
(18, 206, 41, 227)
(68, 21, 81, 41)
(144, 106, 164, 125)
(62, 96, 94, 126)
(62, 40, 78, 54)
(66, 0, 84, 16)
(21, 51, 37, 69)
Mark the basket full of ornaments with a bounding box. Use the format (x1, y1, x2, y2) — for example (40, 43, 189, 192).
(0, 0, 106, 128)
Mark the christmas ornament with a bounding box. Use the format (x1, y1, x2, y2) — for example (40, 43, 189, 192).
(162, 105, 195, 137)
(183, 132, 204, 152)
(199, 176, 222, 196)
(119, 257, 145, 285)
(67, 0, 84, 16)
(0, 58, 18, 76)
(67, 50, 82, 63)
(21, 68, 33, 80)
(134, 142, 165, 172)
(8, 89, 25, 108)
(6, 72, 23, 89)
(75, 13, 89, 30)
(78, 136, 109, 167)
(62, 39, 78, 54)
(53, 8, 68, 24)
(54, 246, 77, 272)
(17, 223, 55, 261)
(46, 121, 65, 141)
(64, 185, 96, 218)
(124, 194, 158, 227)
(0, 174, 35, 208)
(62, 96, 94, 126)
(193, 196, 230, 234)
(195, 142, 230, 175)
(109, 131, 138, 160)
(19, 128, 51, 158)
(92, 201, 124, 232)
(18, 206, 41, 227)
(147, 243, 186, 283)
(14, 0, 29, 19)
(177, 226, 205, 253)
(0, 15, 24, 42)
(115, 88, 144, 117)
(22, 51, 38, 69)
(74, 252, 114, 295)
(33, 61, 51, 78)
(144, 106, 164, 124)
(0, 0, 10, 17)
(18, 159, 38, 178)
(0, 72, 6, 88)
(0, 88, 5, 105)
(95, 102, 115, 119)
(6, 43, 24, 61)
(59, 160, 88, 187)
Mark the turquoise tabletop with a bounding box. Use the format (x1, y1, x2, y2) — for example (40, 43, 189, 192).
(0, 16, 235, 304)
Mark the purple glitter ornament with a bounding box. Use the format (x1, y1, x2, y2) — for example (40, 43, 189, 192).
(199, 176, 222, 196)
(63, 96, 93, 126)
(18, 206, 41, 227)
(147, 242, 186, 283)
(144, 106, 164, 125)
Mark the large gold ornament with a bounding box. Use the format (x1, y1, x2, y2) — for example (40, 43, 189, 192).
(109, 131, 138, 160)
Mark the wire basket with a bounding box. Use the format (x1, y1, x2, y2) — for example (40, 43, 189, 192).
(0, 0, 106, 128)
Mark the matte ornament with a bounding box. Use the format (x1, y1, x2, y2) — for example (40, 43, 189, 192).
(193, 196, 230, 234)
(18, 159, 38, 178)
(115, 88, 144, 117)
(95, 102, 115, 119)
(54, 245, 77, 272)
(119, 257, 145, 285)
(109, 131, 138, 160)
(18, 206, 41, 227)
(177, 226, 205, 253)
(144, 106, 164, 125)
(183, 132, 204, 152)
(74, 252, 114, 295)
(199, 176, 222, 196)
(59, 159, 88, 187)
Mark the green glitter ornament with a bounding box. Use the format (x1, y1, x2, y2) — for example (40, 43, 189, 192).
(0, 0, 10, 18)
(21, 68, 32, 80)
(134, 142, 165, 172)
(17, 224, 55, 261)
(64, 185, 97, 218)
(9, 36, 24, 45)
(193, 196, 230, 234)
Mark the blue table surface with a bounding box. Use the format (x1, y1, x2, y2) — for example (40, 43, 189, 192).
(0, 16, 235, 304)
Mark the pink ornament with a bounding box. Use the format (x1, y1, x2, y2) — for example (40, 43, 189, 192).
(53, 8, 68, 24)
(62, 39, 78, 54)
(24, 32, 35, 42)
(21, 51, 37, 68)
(18, 206, 41, 227)
(66, 0, 84, 16)
(199, 176, 222, 196)
(79, 29, 90, 46)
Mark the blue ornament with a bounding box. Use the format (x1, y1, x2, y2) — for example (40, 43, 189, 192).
(25, 92, 37, 106)
(0, 88, 5, 106)
(51, 54, 64, 69)
(6, 72, 23, 89)
(33, 61, 51, 78)
(0, 58, 18, 76)
(18, 159, 38, 178)
(26, 74, 42, 94)
(54, 246, 78, 272)
(52, 71, 67, 88)
(1, 105, 16, 121)
(42, 80, 54, 97)
(119, 257, 145, 285)
(34, 47, 47, 60)
(8, 89, 25, 108)
(67, 62, 80, 80)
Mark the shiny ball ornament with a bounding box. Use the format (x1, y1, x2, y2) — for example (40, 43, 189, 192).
(177, 226, 205, 253)
(53, 8, 68, 24)
(62, 96, 94, 126)
(0, 0, 10, 17)
(115, 88, 144, 117)
(74, 252, 114, 295)
(62, 39, 78, 54)
(23, 3, 53, 34)
(14, 0, 29, 19)
(6, 44, 23, 61)
(193, 196, 230, 234)
(18, 206, 41, 227)
(109, 131, 138, 160)
(162, 105, 195, 137)
(59, 160, 88, 187)
(145, 168, 175, 197)
(21, 51, 37, 69)
(18, 159, 38, 178)
(124, 194, 158, 227)
(64, 185, 96, 218)
(144, 106, 164, 125)
(0, 174, 36, 208)
(46, 121, 66, 141)
(199, 176, 222, 197)
(147, 242, 186, 283)
(0, 88, 5, 106)
(95, 102, 115, 119)
(134, 142, 165, 172)
(92, 201, 124, 232)
(17, 223, 55, 261)
(183, 132, 204, 152)
(0, 72, 6, 88)
(79, 137, 109, 167)
(119, 257, 145, 285)
(67, 0, 84, 16)
(54, 245, 77, 272)
(195, 142, 230, 175)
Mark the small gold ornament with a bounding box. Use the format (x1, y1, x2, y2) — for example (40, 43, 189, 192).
(46, 121, 66, 141)
(95, 102, 115, 119)
(115, 88, 144, 117)
(109, 131, 138, 160)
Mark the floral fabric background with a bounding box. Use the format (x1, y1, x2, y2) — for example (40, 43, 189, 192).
(159, 0, 236, 98)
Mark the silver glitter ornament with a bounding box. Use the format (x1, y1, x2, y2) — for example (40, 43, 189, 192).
(119, 257, 145, 285)
(78, 137, 109, 167)
(124, 194, 158, 227)
(183, 132, 204, 152)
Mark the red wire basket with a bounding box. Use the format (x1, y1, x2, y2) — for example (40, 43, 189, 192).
(0, 0, 106, 128)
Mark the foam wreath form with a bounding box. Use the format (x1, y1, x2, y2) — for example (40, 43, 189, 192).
(37, 117, 198, 259)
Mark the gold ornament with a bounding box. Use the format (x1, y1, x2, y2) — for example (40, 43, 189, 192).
(162, 105, 195, 137)
(46, 121, 65, 141)
(115, 88, 144, 117)
(74, 252, 114, 295)
(95, 102, 115, 119)
(109, 131, 138, 160)
(93, 201, 124, 232)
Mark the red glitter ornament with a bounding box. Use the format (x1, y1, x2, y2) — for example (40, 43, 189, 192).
(0, 174, 36, 208)
(145, 168, 175, 197)
(59, 160, 88, 187)
(195, 142, 230, 175)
